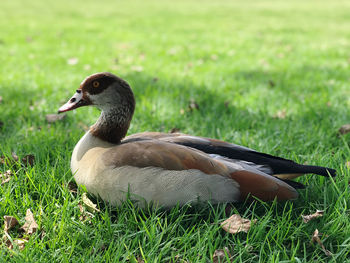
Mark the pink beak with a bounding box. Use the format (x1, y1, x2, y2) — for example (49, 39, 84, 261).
(58, 90, 90, 113)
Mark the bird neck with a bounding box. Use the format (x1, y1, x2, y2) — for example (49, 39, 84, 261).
(90, 106, 134, 144)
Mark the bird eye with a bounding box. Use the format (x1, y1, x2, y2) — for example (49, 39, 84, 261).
(92, 81, 100, 88)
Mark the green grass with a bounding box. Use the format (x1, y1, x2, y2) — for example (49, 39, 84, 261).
(1, 0, 350, 261)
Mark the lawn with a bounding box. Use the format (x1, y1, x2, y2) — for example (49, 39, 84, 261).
(1, 0, 350, 261)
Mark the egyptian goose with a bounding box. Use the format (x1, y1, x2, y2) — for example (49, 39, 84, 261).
(58, 72, 336, 207)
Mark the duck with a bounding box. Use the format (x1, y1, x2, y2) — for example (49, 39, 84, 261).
(58, 72, 336, 208)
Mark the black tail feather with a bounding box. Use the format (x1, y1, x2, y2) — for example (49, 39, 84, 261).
(175, 142, 337, 178)
(292, 164, 336, 177)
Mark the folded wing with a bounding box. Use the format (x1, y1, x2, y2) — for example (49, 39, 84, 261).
(106, 139, 299, 201)
(124, 132, 336, 178)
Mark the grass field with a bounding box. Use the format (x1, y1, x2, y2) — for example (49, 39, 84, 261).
(1, 0, 350, 262)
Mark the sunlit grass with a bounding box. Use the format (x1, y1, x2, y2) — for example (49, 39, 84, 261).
(0, 0, 349, 262)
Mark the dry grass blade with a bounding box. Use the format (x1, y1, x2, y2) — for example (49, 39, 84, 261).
(2, 232, 28, 251)
(20, 209, 38, 235)
(2, 152, 20, 166)
(211, 54, 218, 60)
(346, 161, 350, 168)
(4, 216, 19, 232)
(213, 247, 231, 263)
(78, 203, 93, 222)
(14, 239, 28, 250)
(82, 193, 100, 213)
(131, 65, 143, 72)
(26, 36, 33, 42)
(302, 210, 324, 223)
(188, 99, 199, 111)
(11, 152, 19, 162)
(78, 203, 85, 221)
(4, 238, 28, 250)
(339, 124, 350, 135)
(273, 109, 287, 119)
(3, 235, 13, 250)
(221, 214, 256, 234)
(1, 170, 14, 185)
(311, 229, 332, 256)
(67, 57, 79, 65)
(3, 210, 38, 251)
(46, 114, 66, 123)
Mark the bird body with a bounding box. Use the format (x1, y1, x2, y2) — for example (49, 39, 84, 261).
(59, 72, 336, 207)
(71, 131, 241, 207)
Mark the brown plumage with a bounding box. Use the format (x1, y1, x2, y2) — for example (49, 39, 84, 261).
(58, 72, 336, 207)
